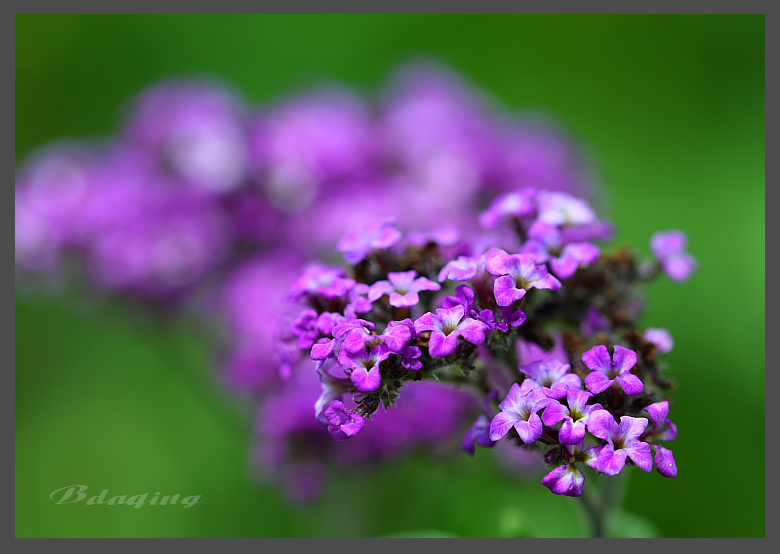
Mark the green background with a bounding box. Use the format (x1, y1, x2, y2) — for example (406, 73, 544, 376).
(15, 15, 765, 537)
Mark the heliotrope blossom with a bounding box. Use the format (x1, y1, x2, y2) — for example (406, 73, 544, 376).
(337, 217, 403, 264)
(369, 270, 441, 308)
(541, 443, 598, 497)
(414, 305, 488, 357)
(642, 400, 678, 478)
(644, 327, 674, 355)
(650, 230, 698, 282)
(518, 359, 582, 399)
(485, 247, 562, 306)
(586, 410, 653, 476)
(582, 345, 644, 396)
(489, 385, 552, 444)
(542, 390, 602, 445)
(16, 63, 696, 511)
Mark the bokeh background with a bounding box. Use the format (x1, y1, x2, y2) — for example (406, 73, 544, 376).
(15, 14, 764, 537)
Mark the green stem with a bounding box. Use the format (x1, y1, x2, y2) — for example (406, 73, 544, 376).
(579, 473, 627, 538)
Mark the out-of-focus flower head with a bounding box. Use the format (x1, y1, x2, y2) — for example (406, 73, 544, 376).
(123, 78, 251, 194)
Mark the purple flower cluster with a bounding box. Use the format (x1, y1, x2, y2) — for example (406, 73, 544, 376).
(283, 183, 693, 499)
(16, 62, 694, 502)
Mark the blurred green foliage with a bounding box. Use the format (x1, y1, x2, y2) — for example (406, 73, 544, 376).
(15, 15, 764, 537)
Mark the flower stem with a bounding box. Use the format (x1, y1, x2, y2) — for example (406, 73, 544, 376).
(579, 472, 626, 538)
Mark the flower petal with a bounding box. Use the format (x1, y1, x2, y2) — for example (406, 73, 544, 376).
(489, 411, 520, 441)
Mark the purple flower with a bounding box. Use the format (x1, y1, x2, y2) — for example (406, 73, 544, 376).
(462, 414, 495, 455)
(346, 283, 374, 314)
(542, 390, 603, 445)
(324, 400, 365, 441)
(519, 359, 582, 399)
(581, 306, 610, 336)
(381, 62, 503, 198)
(644, 327, 674, 355)
(400, 345, 422, 371)
(334, 319, 376, 354)
(403, 226, 460, 249)
(517, 336, 569, 366)
(523, 221, 600, 279)
(586, 410, 653, 475)
(535, 190, 597, 227)
(643, 401, 678, 478)
(478, 188, 538, 229)
(338, 318, 411, 355)
(541, 443, 598, 497)
(124, 79, 250, 193)
(250, 88, 377, 212)
(582, 345, 644, 396)
(313, 359, 353, 424)
(650, 230, 698, 282)
(475, 309, 509, 333)
(369, 270, 441, 308)
(542, 461, 586, 498)
(337, 217, 402, 265)
(498, 305, 527, 328)
(485, 247, 562, 306)
(414, 305, 488, 357)
(288, 263, 356, 301)
(339, 345, 392, 392)
(437, 253, 486, 283)
(442, 284, 476, 312)
(489, 385, 552, 444)
(290, 309, 320, 349)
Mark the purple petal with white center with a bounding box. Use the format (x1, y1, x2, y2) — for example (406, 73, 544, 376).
(625, 440, 653, 472)
(550, 253, 580, 280)
(493, 274, 526, 306)
(368, 281, 394, 302)
(542, 464, 585, 497)
(582, 345, 613, 372)
(587, 409, 618, 441)
(350, 366, 381, 392)
(428, 331, 459, 357)
(389, 290, 420, 308)
(437, 256, 479, 282)
(542, 400, 569, 426)
(617, 415, 649, 441)
(549, 373, 582, 398)
(456, 318, 488, 345)
(484, 247, 517, 276)
(489, 410, 520, 441)
(596, 444, 628, 475)
(382, 321, 413, 352)
(566, 389, 594, 411)
(413, 311, 438, 334)
(612, 345, 638, 373)
(584, 371, 613, 394)
(514, 413, 543, 444)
